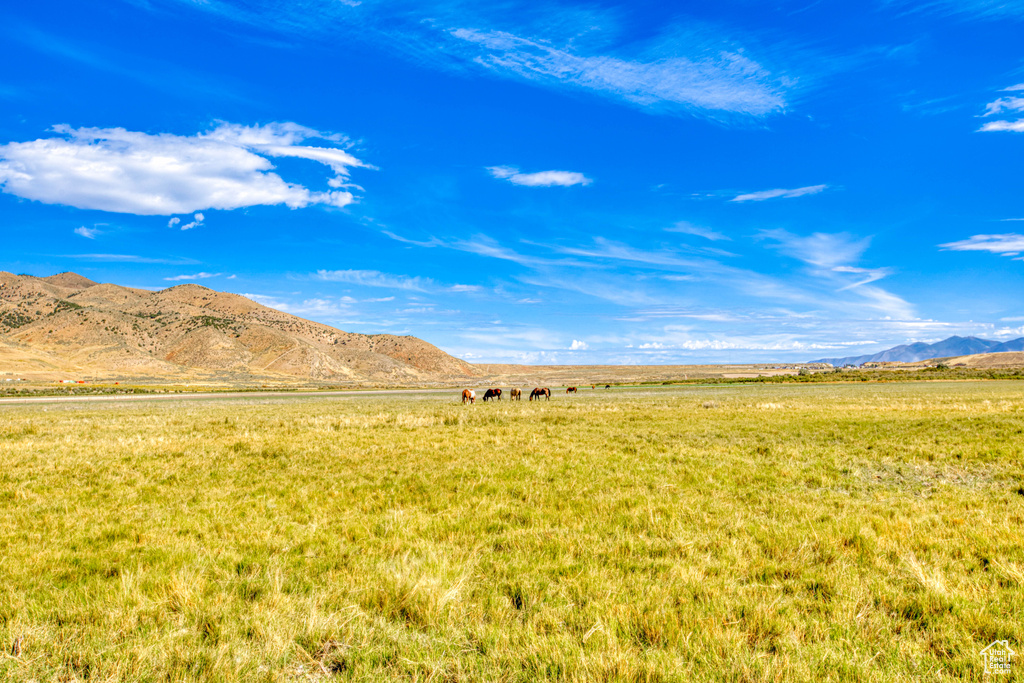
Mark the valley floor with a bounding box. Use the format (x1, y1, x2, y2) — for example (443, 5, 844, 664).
(1, 382, 1022, 681)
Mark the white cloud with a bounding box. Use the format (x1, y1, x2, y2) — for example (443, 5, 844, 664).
(0, 122, 368, 215)
(164, 272, 222, 281)
(979, 120, 1024, 132)
(890, 0, 1024, 20)
(569, 339, 588, 350)
(449, 284, 483, 292)
(451, 27, 787, 117)
(731, 184, 827, 202)
(74, 225, 100, 239)
(982, 96, 1024, 117)
(168, 217, 181, 228)
(313, 269, 431, 291)
(487, 165, 592, 187)
(978, 85, 1024, 131)
(940, 233, 1024, 257)
(177, 212, 205, 231)
(66, 253, 198, 264)
(760, 229, 872, 269)
(665, 221, 730, 241)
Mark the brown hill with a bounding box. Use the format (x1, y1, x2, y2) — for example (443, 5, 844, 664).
(942, 351, 1024, 369)
(0, 272, 480, 384)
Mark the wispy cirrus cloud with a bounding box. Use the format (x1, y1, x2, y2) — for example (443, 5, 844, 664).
(487, 166, 592, 187)
(313, 269, 432, 291)
(450, 25, 790, 118)
(0, 122, 368, 215)
(886, 0, 1024, 20)
(63, 253, 199, 265)
(978, 84, 1024, 132)
(164, 272, 223, 281)
(74, 225, 101, 239)
(665, 221, 730, 241)
(131, 1, 797, 120)
(731, 184, 827, 202)
(940, 233, 1024, 258)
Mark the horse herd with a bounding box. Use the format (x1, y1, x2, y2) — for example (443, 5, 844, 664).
(461, 385, 611, 404)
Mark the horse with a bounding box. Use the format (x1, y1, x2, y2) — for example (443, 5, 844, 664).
(530, 388, 551, 401)
(483, 388, 502, 402)
(462, 389, 476, 404)
(510, 388, 522, 401)
(605, 385, 611, 389)
(591, 385, 596, 390)
(566, 387, 577, 394)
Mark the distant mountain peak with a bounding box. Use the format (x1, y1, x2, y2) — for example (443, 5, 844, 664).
(811, 335, 1024, 366)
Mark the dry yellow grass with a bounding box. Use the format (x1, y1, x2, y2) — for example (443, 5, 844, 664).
(1, 382, 1022, 681)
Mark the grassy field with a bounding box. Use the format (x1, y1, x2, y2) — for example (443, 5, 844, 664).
(1, 382, 1022, 681)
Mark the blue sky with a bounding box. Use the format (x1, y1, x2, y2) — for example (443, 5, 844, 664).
(1, 0, 1023, 364)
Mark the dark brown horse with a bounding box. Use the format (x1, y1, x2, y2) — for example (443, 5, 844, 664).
(566, 387, 577, 394)
(529, 388, 551, 401)
(509, 388, 522, 401)
(461, 389, 475, 404)
(483, 388, 502, 401)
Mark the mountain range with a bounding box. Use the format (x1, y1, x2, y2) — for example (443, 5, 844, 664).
(811, 336, 1024, 367)
(0, 272, 480, 384)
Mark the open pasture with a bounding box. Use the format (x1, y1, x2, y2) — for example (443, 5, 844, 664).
(1, 382, 1022, 681)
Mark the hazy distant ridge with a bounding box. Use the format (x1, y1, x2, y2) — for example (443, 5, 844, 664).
(812, 335, 1024, 367)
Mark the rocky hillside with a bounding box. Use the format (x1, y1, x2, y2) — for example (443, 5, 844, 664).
(0, 272, 480, 384)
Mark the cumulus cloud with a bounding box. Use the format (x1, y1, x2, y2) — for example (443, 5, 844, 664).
(0, 121, 369, 215)
(570, 339, 589, 350)
(979, 120, 1024, 132)
(940, 233, 1024, 258)
(978, 84, 1024, 132)
(177, 212, 205, 231)
(487, 165, 592, 187)
(731, 184, 827, 202)
(164, 272, 222, 281)
(74, 225, 100, 239)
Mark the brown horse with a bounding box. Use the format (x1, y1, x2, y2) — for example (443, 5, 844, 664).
(461, 389, 475, 404)
(510, 388, 522, 401)
(529, 388, 551, 401)
(566, 387, 577, 394)
(483, 388, 502, 401)
(591, 385, 596, 390)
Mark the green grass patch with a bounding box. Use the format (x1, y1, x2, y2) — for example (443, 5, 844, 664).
(0, 382, 1022, 680)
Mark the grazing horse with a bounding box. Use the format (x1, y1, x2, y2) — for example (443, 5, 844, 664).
(509, 388, 522, 401)
(566, 387, 577, 394)
(461, 389, 476, 404)
(591, 385, 596, 390)
(529, 387, 551, 401)
(483, 388, 502, 402)
(605, 385, 611, 389)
